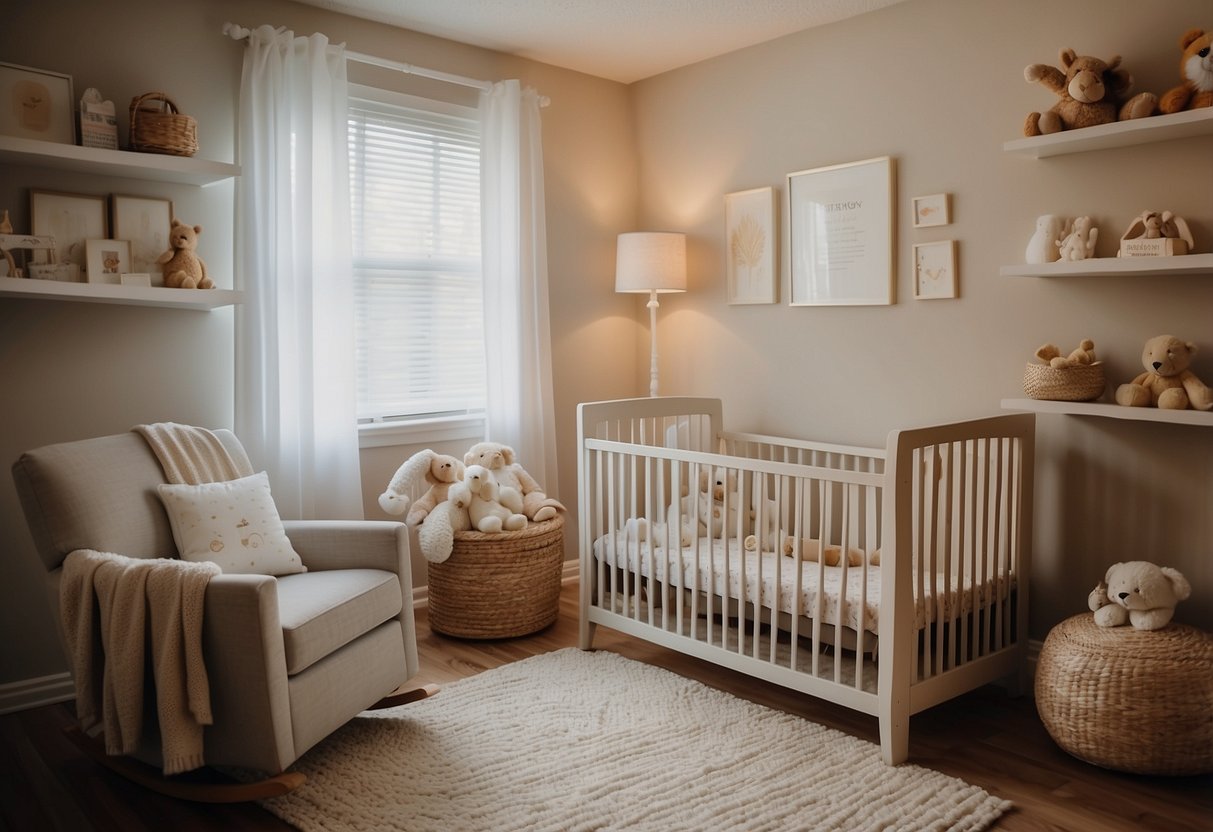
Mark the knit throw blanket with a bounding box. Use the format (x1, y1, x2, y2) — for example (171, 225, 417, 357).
(61, 549, 220, 775)
(133, 421, 252, 485)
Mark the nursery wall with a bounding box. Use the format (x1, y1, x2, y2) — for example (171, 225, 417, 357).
(629, 0, 1213, 638)
(0, 0, 638, 696)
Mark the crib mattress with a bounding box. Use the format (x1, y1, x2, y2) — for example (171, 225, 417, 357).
(591, 533, 1012, 634)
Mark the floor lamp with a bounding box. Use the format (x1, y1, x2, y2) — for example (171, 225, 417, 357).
(615, 232, 687, 397)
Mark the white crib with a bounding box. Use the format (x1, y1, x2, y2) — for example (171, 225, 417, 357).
(577, 397, 1035, 765)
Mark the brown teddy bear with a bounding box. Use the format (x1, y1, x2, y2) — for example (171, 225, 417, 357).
(1035, 338, 1097, 369)
(157, 220, 213, 289)
(1023, 49, 1156, 136)
(1159, 28, 1213, 114)
(1115, 334, 1213, 411)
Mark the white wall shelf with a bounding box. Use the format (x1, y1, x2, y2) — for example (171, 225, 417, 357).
(0, 136, 239, 186)
(1002, 398, 1213, 427)
(1000, 253, 1213, 279)
(0, 277, 241, 310)
(1003, 108, 1213, 158)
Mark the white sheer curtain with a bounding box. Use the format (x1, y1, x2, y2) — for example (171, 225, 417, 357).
(479, 81, 558, 494)
(234, 25, 362, 520)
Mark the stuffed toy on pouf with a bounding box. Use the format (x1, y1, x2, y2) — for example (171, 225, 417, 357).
(1115, 334, 1213, 411)
(1159, 28, 1213, 114)
(418, 482, 472, 563)
(1023, 49, 1156, 136)
(463, 441, 565, 522)
(378, 449, 465, 524)
(1088, 561, 1192, 630)
(464, 464, 527, 533)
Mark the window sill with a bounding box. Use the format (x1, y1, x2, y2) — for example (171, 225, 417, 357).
(358, 414, 486, 449)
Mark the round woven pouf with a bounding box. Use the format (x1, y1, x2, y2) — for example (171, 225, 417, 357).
(427, 516, 564, 639)
(1035, 613, 1213, 775)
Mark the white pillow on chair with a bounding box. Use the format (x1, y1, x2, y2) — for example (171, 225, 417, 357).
(157, 471, 306, 576)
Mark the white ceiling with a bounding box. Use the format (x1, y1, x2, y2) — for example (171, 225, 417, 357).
(291, 0, 909, 84)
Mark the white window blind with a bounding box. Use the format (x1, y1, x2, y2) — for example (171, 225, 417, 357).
(348, 87, 484, 422)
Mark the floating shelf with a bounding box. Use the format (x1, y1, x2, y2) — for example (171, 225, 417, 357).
(0, 277, 241, 310)
(1003, 107, 1213, 158)
(0, 136, 239, 186)
(1000, 253, 1213, 279)
(1001, 398, 1213, 427)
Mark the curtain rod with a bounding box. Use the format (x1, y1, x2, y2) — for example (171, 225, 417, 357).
(223, 22, 549, 106)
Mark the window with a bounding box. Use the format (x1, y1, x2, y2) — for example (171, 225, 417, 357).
(348, 85, 484, 424)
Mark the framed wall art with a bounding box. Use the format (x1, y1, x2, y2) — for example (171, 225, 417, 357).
(787, 156, 894, 306)
(912, 193, 951, 228)
(30, 190, 108, 268)
(112, 194, 173, 279)
(724, 186, 777, 304)
(85, 239, 131, 284)
(0, 62, 74, 144)
(913, 240, 958, 300)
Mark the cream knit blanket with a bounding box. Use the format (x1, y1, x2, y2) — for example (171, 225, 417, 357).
(134, 421, 252, 485)
(61, 549, 220, 775)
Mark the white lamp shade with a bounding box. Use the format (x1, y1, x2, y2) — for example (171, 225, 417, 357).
(615, 232, 687, 293)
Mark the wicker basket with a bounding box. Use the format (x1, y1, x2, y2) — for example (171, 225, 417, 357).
(427, 516, 564, 639)
(129, 92, 198, 157)
(1022, 361, 1105, 402)
(1035, 613, 1213, 775)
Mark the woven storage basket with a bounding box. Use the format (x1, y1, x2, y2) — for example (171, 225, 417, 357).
(427, 516, 564, 639)
(1035, 613, 1213, 775)
(1022, 361, 1105, 402)
(129, 92, 198, 157)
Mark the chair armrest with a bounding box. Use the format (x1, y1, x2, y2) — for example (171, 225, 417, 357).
(283, 520, 409, 576)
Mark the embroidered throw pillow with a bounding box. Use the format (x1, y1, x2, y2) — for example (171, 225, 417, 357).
(157, 471, 306, 576)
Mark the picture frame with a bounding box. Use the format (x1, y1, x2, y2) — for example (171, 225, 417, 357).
(913, 240, 958, 300)
(787, 156, 894, 306)
(30, 190, 108, 268)
(0, 62, 74, 144)
(85, 239, 131, 284)
(724, 186, 778, 304)
(912, 193, 951, 228)
(112, 194, 174, 281)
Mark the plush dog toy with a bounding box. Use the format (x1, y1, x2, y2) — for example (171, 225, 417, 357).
(417, 481, 472, 563)
(1088, 561, 1191, 630)
(1115, 334, 1213, 411)
(1023, 49, 1156, 136)
(463, 441, 565, 522)
(464, 464, 528, 533)
(1159, 28, 1213, 113)
(157, 220, 213, 289)
(378, 449, 465, 524)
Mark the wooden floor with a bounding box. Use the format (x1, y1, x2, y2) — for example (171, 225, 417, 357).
(3, 581, 1210, 831)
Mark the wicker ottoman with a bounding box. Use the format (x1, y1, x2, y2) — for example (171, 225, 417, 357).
(1035, 613, 1213, 775)
(427, 516, 564, 639)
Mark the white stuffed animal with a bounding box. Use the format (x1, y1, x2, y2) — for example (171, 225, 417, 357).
(378, 449, 465, 524)
(1088, 560, 1191, 630)
(1025, 214, 1070, 264)
(1056, 215, 1098, 261)
(464, 441, 565, 522)
(417, 482, 472, 563)
(464, 464, 528, 533)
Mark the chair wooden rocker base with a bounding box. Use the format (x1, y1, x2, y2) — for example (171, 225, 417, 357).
(64, 683, 440, 803)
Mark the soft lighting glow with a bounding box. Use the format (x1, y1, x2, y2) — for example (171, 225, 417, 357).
(615, 232, 687, 293)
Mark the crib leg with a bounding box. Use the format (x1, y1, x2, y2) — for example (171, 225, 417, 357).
(879, 703, 910, 765)
(579, 619, 597, 650)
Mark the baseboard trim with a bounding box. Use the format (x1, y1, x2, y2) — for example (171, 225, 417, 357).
(0, 672, 74, 715)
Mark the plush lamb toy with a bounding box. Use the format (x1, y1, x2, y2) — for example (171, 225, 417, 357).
(1088, 561, 1191, 630)
(1159, 28, 1213, 114)
(463, 441, 565, 522)
(157, 220, 213, 289)
(1115, 334, 1213, 411)
(1023, 49, 1156, 136)
(464, 464, 528, 533)
(378, 449, 465, 524)
(417, 482, 472, 563)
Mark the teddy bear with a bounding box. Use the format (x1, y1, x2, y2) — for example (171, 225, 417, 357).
(1023, 49, 1156, 136)
(1056, 216, 1098, 261)
(1035, 338, 1097, 369)
(1025, 215, 1071, 264)
(1115, 334, 1213, 411)
(1159, 28, 1213, 114)
(156, 220, 213, 289)
(463, 441, 565, 522)
(417, 481, 472, 563)
(377, 449, 466, 524)
(1088, 561, 1191, 630)
(464, 464, 528, 533)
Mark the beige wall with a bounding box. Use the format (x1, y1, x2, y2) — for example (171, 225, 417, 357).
(630, 0, 1213, 636)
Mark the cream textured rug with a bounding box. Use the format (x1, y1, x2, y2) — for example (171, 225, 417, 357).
(262, 649, 1010, 832)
